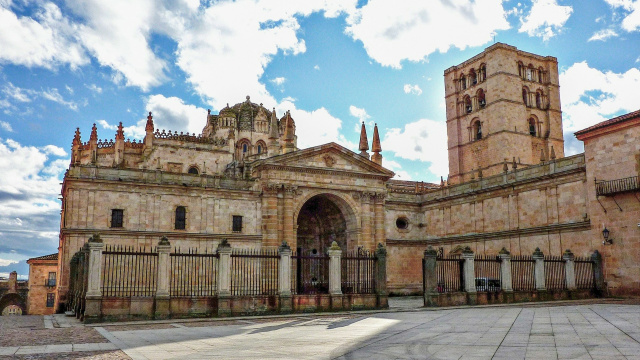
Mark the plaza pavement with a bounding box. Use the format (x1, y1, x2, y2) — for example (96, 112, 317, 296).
(2, 300, 640, 359)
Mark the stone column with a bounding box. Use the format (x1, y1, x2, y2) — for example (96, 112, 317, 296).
(283, 186, 296, 248)
(373, 194, 386, 249)
(462, 247, 477, 305)
(360, 193, 373, 249)
(591, 250, 605, 294)
(498, 247, 513, 292)
(563, 249, 576, 291)
(533, 247, 546, 291)
(216, 239, 232, 316)
(155, 237, 171, 319)
(423, 246, 438, 307)
(84, 235, 104, 323)
(278, 241, 292, 313)
(261, 184, 280, 247)
(327, 241, 343, 310)
(375, 243, 388, 308)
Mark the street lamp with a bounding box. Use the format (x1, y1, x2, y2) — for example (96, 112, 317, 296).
(602, 227, 613, 245)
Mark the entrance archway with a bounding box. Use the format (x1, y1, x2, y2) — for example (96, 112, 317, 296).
(296, 194, 356, 253)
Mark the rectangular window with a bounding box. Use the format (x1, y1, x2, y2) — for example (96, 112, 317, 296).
(47, 272, 56, 287)
(175, 206, 186, 230)
(46, 293, 55, 308)
(232, 215, 243, 232)
(111, 209, 123, 228)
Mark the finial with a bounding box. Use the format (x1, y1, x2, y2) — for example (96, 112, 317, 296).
(73, 128, 81, 145)
(146, 112, 154, 132)
(116, 122, 124, 140)
(90, 123, 98, 142)
(512, 157, 517, 170)
(550, 146, 556, 160)
(358, 122, 369, 156)
(440, 176, 444, 187)
(371, 123, 382, 165)
(207, 109, 211, 115)
(246, 95, 250, 101)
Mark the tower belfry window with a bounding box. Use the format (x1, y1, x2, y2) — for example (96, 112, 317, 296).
(529, 118, 537, 136)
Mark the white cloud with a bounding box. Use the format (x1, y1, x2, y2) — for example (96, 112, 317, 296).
(0, 121, 13, 132)
(67, 0, 168, 91)
(0, 258, 17, 267)
(278, 98, 355, 150)
(560, 61, 640, 135)
(403, 84, 422, 95)
(383, 160, 411, 180)
(41, 88, 77, 110)
(2, 82, 32, 102)
(314, 65, 320, 70)
(345, 0, 509, 68)
(270, 77, 286, 86)
(0, 2, 88, 69)
(86, 84, 102, 94)
(146, 94, 207, 135)
(382, 119, 448, 177)
(349, 105, 373, 132)
(519, 0, 573, 40)
(588, 28, 619, 41)
(604, 0, 640, 32)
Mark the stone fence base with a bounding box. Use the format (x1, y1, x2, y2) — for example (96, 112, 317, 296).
(86, 293, 388, 323)
(425, 289, 599, 307)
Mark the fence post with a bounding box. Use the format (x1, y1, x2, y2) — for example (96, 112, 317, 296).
(155, 237, 171, 319)
(375, 243, 388, 308)
(591, 250, 605, 295)
(563, 249, 576, 291)
(84, 234, 104, 323)
(423, 246, 438, 307)
(328, 241, 342, 295)
(462, 247, 477, 305)
(278, 241, 292, 313)
(498, 247, 513, 293)
(216, 239, 232, 316)
(533, 247, 546, 292)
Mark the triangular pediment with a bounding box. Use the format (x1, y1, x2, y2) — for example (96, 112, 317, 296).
(254, 142, 394, 178)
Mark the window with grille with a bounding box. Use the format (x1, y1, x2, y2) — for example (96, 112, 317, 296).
(175, 206, 186, 230)
(111, 209, 123, 228)
(47, 272, 56, 287)
(46, 293, 55, 307)
(232, 215, 243, 232)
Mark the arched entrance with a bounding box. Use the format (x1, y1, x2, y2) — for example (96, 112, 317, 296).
(296, 194, 356, 253)
(294, 193, 357, 294)
(0, 293, 26, 316)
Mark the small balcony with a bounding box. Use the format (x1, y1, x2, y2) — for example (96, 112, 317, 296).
(595, 176, 640, 196)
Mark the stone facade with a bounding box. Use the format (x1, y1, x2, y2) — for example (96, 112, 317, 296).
(54, 43, 640, 310)
(26, 254, 58, 315)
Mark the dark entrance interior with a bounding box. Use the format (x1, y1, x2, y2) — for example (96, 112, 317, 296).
(294, 194, 352, 294)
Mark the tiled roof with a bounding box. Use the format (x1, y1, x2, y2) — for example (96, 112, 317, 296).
(574, 109, 640, 136)
(28, 253, 58, 261)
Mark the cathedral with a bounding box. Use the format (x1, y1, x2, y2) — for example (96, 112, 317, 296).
(54, 43, 640, 310)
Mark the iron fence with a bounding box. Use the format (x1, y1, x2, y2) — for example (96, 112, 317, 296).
(511, 255, 535, 291)
(341, 249, 376, 294)
(575, 257, 595, 290)
(435, 256, 464, 293)
(102, 245, 158, 297)
(474, 255, 501, 292)
(291, 249, 329, 294)
(170, 248, 219, 297)
(230, 248, 279, 296)
(544, 255, 567, 290)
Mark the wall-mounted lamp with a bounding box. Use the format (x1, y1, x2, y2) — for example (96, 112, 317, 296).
(602, 227, 613, 245)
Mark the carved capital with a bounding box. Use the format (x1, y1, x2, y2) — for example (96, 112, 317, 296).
(352, 191, 361, 200)
(262, 182, 281, 195)
(283, 184, 300, 197)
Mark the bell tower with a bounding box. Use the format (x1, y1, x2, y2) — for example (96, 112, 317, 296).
(444, 43, 564, 184)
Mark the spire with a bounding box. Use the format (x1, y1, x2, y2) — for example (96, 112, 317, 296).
(371, 123, 382, 165)
(115, 122, 124, 140)
(269, 108, 279, 140)
(90, 123, 98, 142)
(145, 112, 154, 132)
(73, 128, 81, 146)
(358, 122, 369, 158)
(283, 111, 295, 153)
(540, 148, 545, 163)
(550, 145, 556, 160)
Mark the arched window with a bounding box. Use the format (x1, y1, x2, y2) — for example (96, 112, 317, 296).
(460, 75, 467, 90)
(527, 64, 534, 81)
(257, 144, 262, 154)
(469, 69, 477, 85)
(464, 96, 472, 113)
(479, 64, 487, 82)
(477, 89, 486, 108)
(175, 206, 186, 230)
(188, 166, 199, 175)
(255, 141, 266, 155)
(522, 87, 529, 106)
(243, 143, 248, 153)
(473, 120, 482, 140)
(518, 61, 524, 78)
(536, 91, 542, 109)
(538, 67, 544, 83)
(529, 118, 537, 137)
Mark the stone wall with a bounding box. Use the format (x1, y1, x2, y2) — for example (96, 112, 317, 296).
(26, 261, 58, 315)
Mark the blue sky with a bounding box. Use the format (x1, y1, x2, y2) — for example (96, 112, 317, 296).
(1, 0, 639, 278)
